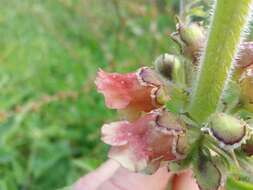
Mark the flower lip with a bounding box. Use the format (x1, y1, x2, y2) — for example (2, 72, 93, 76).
(95, 69, 134, 109)
(101, 121, 130, 146)
(155, 110, 185, 135)
(95, 67, 169, 117)
(137, 67, 162, 87)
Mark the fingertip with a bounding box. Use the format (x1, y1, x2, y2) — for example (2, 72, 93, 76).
(172, 170, 199, 190)
(73, 160, 120, 190)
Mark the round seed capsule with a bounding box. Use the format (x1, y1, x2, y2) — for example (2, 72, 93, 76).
(205, 113, 249, 150)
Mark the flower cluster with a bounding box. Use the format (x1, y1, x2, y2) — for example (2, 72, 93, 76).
(96, 66, 187, 173)
(95, 19, 253, 190)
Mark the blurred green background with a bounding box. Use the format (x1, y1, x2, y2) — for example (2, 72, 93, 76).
(0, 0, 209, 189)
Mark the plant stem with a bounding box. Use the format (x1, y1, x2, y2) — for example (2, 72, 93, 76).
(188, 0, 252, 123)
(179, 0, 185, 19)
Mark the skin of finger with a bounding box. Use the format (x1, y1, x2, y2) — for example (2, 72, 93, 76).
(98, 167, 173, 190)
(172, 170, 200, 190)
(74, 160, 120, 190)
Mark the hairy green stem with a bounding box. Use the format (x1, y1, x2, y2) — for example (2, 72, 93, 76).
(189, 0, 252, 123)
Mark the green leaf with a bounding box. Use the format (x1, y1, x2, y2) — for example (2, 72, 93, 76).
(227, 177, 253, 190)
(193, 150, 222, 190)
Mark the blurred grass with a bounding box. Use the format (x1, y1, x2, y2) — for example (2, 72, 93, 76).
(0, 0, 180, 189)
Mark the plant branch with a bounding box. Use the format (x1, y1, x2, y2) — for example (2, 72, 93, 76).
(179, 0, 185, 19)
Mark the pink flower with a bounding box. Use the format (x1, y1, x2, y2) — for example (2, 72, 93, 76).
(101, 109, 186, 173)
(95, 67, 169, 118)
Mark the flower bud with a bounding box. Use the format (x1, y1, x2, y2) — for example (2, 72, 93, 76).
(177, 21, 205, 61)
(204, 113, 249, 150)
(154, 54, 185, 84)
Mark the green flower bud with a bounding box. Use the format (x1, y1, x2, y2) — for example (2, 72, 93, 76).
(204, 113, 249, 150)
(154, 54, 185, 84)
(177, 21, 205, 61)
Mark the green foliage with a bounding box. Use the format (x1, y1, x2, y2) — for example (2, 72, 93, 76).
(227, 177, 253, 190)
(0, 0, 178, 189)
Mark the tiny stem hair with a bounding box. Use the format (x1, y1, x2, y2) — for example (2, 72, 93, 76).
(189, 0, 252, 123)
